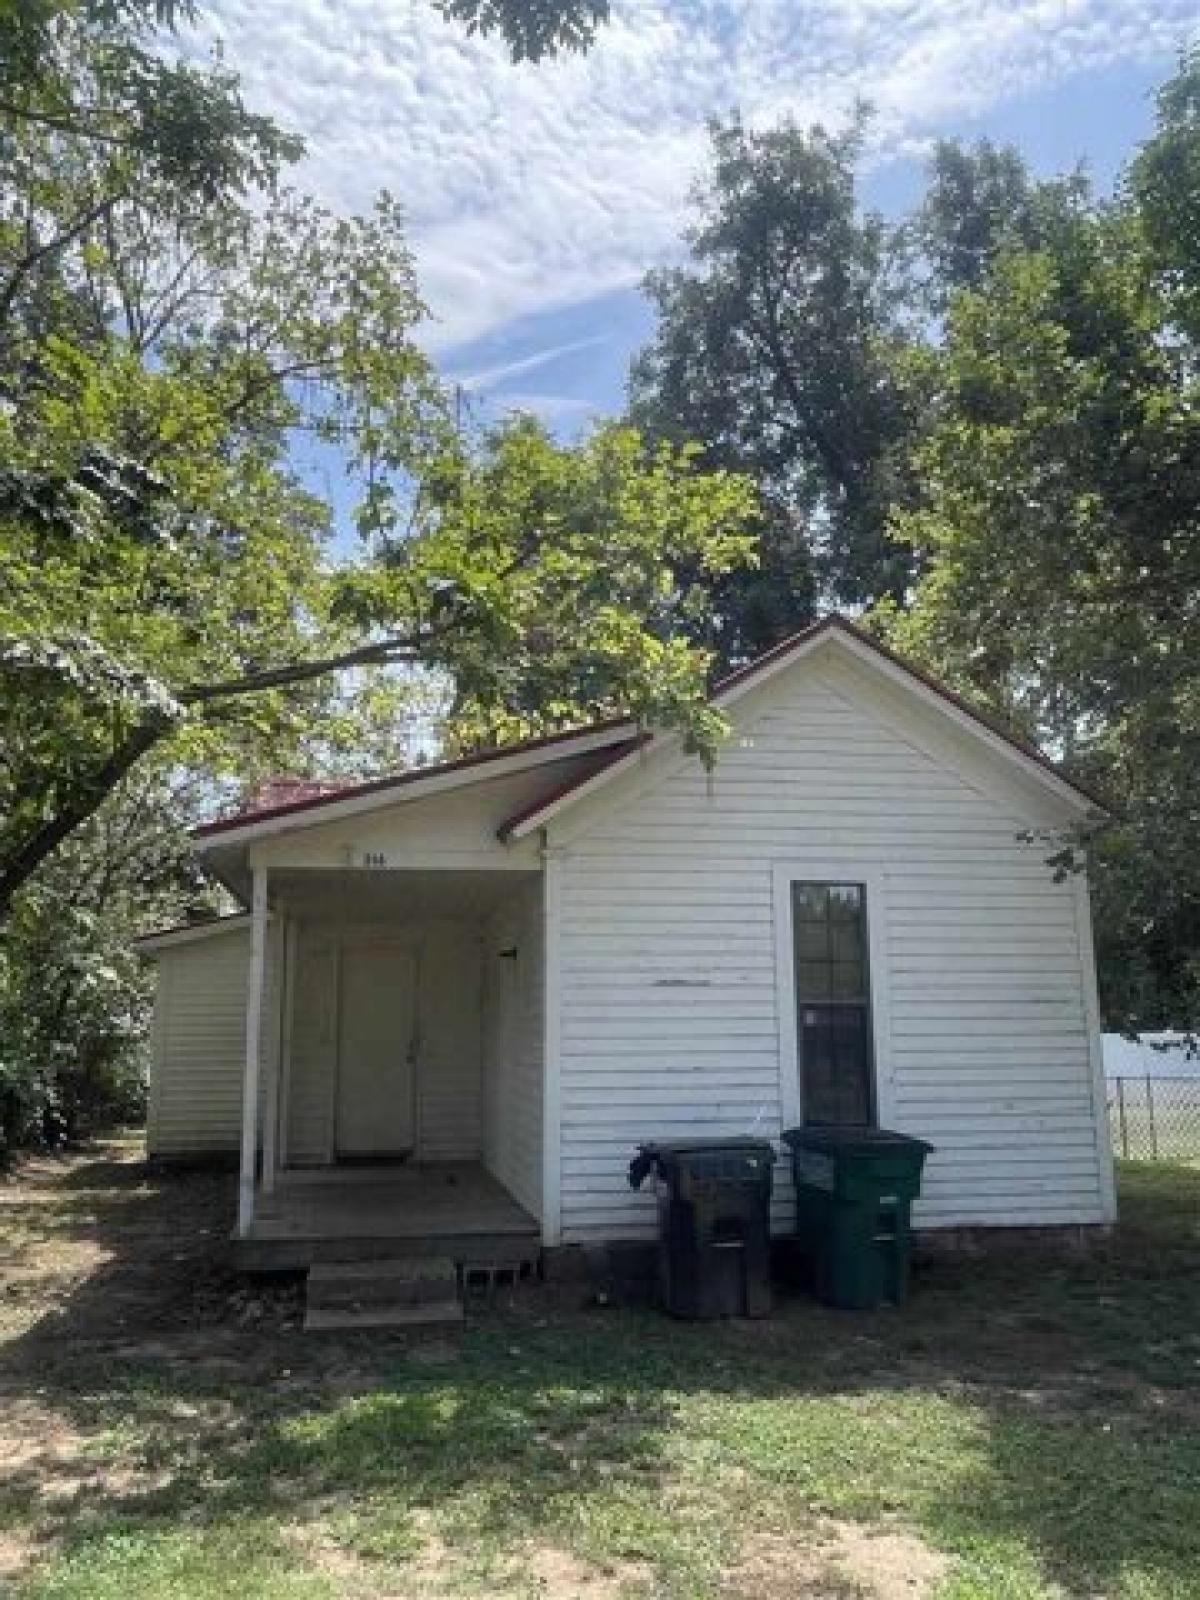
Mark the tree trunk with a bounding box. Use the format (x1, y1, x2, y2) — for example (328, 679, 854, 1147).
(0, 714, 169, 923)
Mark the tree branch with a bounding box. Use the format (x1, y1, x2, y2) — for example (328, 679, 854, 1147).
(0, 191, 125, 328)
(0, 96, 132, 147)
(178, 632, 429, 704)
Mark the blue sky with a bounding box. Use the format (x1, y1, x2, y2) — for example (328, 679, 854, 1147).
(188, 1, 1192, 527)
(438, 54, 1172, 430)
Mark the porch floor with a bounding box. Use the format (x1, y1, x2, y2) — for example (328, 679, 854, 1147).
(236, 1162, 541, 1272)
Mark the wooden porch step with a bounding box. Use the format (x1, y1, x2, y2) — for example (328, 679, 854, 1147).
(304, 1300, 464, 1333)
(307, 1256, 457, 1312)
(303, 1255, 464, 1332)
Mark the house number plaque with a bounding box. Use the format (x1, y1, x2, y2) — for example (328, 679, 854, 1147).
(348, 847, 392, 869)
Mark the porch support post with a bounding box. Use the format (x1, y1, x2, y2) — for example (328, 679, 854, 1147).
(261, 912, 284, 1196)
(541, 844, 564, 1247)
(238, 864, 268, 1236)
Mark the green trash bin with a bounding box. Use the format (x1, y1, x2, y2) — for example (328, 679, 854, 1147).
(780, 1127, 933, 1309)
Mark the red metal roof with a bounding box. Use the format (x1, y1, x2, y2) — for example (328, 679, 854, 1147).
(192, 717, 635, 840)
(193, 615, 1106, 848)
(242, 776, 352, 814)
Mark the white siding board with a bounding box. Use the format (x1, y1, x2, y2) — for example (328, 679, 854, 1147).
(147, 925, 280, 1158)
(416, 924, 484, 1161)
(553, 659, 1111, 1243)
(481, 879, 544, 1219)
(285, 927, 338, 1163)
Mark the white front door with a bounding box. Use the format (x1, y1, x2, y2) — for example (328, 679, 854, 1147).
(336, 941, 417, 1158)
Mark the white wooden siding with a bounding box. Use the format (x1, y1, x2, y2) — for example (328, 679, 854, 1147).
(284, 925, 338, 1164)
(482, 879, 544, 1218)
(553, 654, 1111, 1242)
(147, 925, 280, 1157)
(416, 924, 483, 1160)
(283, 919, 483, 1165)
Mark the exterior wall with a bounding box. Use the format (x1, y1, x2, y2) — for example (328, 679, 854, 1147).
(481, 879, 545, 1219)
(282, 919, 483, 1166)
(147, 925, 280, 1158)
(552, 652, 1112, 1243)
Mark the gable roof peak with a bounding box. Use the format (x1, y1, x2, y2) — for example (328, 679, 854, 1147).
(498, 612, 1106, 839)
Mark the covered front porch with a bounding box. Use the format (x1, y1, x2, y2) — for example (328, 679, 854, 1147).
(232, 862, 549, 1270)
(192, 725, 623, 1275)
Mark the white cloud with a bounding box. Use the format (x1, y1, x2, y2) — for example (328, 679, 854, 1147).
(453, 334, 610, 391)
(189, 0, 1193, 353)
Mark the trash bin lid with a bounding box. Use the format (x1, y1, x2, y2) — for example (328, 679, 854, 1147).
(780, 1126, 933, 1157)
(636, 1137, 777, 1158)
(628, 1137, 776, 1189)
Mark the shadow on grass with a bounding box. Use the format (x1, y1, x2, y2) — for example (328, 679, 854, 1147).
(1, 1150, 1198, 1598)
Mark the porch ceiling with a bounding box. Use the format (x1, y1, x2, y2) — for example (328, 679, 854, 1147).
(268, 866, 537, 922)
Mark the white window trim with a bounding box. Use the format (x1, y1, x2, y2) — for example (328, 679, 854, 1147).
(772, 860, 894, 1132)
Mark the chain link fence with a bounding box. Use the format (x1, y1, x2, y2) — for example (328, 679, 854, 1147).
(1108, 1076, 1200, 1161)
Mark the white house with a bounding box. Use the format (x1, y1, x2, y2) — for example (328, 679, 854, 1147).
(139, 617, 1116, 1275)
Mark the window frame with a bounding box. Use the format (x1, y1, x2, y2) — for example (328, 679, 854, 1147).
(773, 861, 894, 1133)
(790, 880, 876, 1126)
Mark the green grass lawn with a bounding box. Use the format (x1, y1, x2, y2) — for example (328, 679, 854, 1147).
(1, 1146, 1198, 1599)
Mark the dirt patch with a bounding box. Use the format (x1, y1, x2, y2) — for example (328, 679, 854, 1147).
(721, 1520, 948, 1600)
(828, 1524, 948, 1597)
(288, 1530, 405, 1593)
(0, 1136, 242, 1352)
(287, 1521, 652, 1599)
(286, 1516, 462, 1599)
(0, 1527, 42, 1584)
(522, 1543, 653, 1597)
(0, 1396, 89, 1478)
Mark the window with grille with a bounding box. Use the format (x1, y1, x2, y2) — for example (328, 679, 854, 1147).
(791, 881, 874, 1126)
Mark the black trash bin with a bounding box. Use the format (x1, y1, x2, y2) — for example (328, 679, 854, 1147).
(780, 1127, 933, 1309)
(628, 1138, 774, 1319)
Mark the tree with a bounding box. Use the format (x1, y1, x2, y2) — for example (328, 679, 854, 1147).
(886, 51, 1200, 1031)
(0, 769, 213, 1153)
(0, 174, 440, 918)
(630, 115, 918, 661)
(397, 414, 760, 754)
(1, 0, 761, 922)
(1, 0, 736, 1147)
(1128, 47, 1200, 340)
(916, 138, 1091, 308)
(1, 215, 757, 918)
(0, 2, 297, 221)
